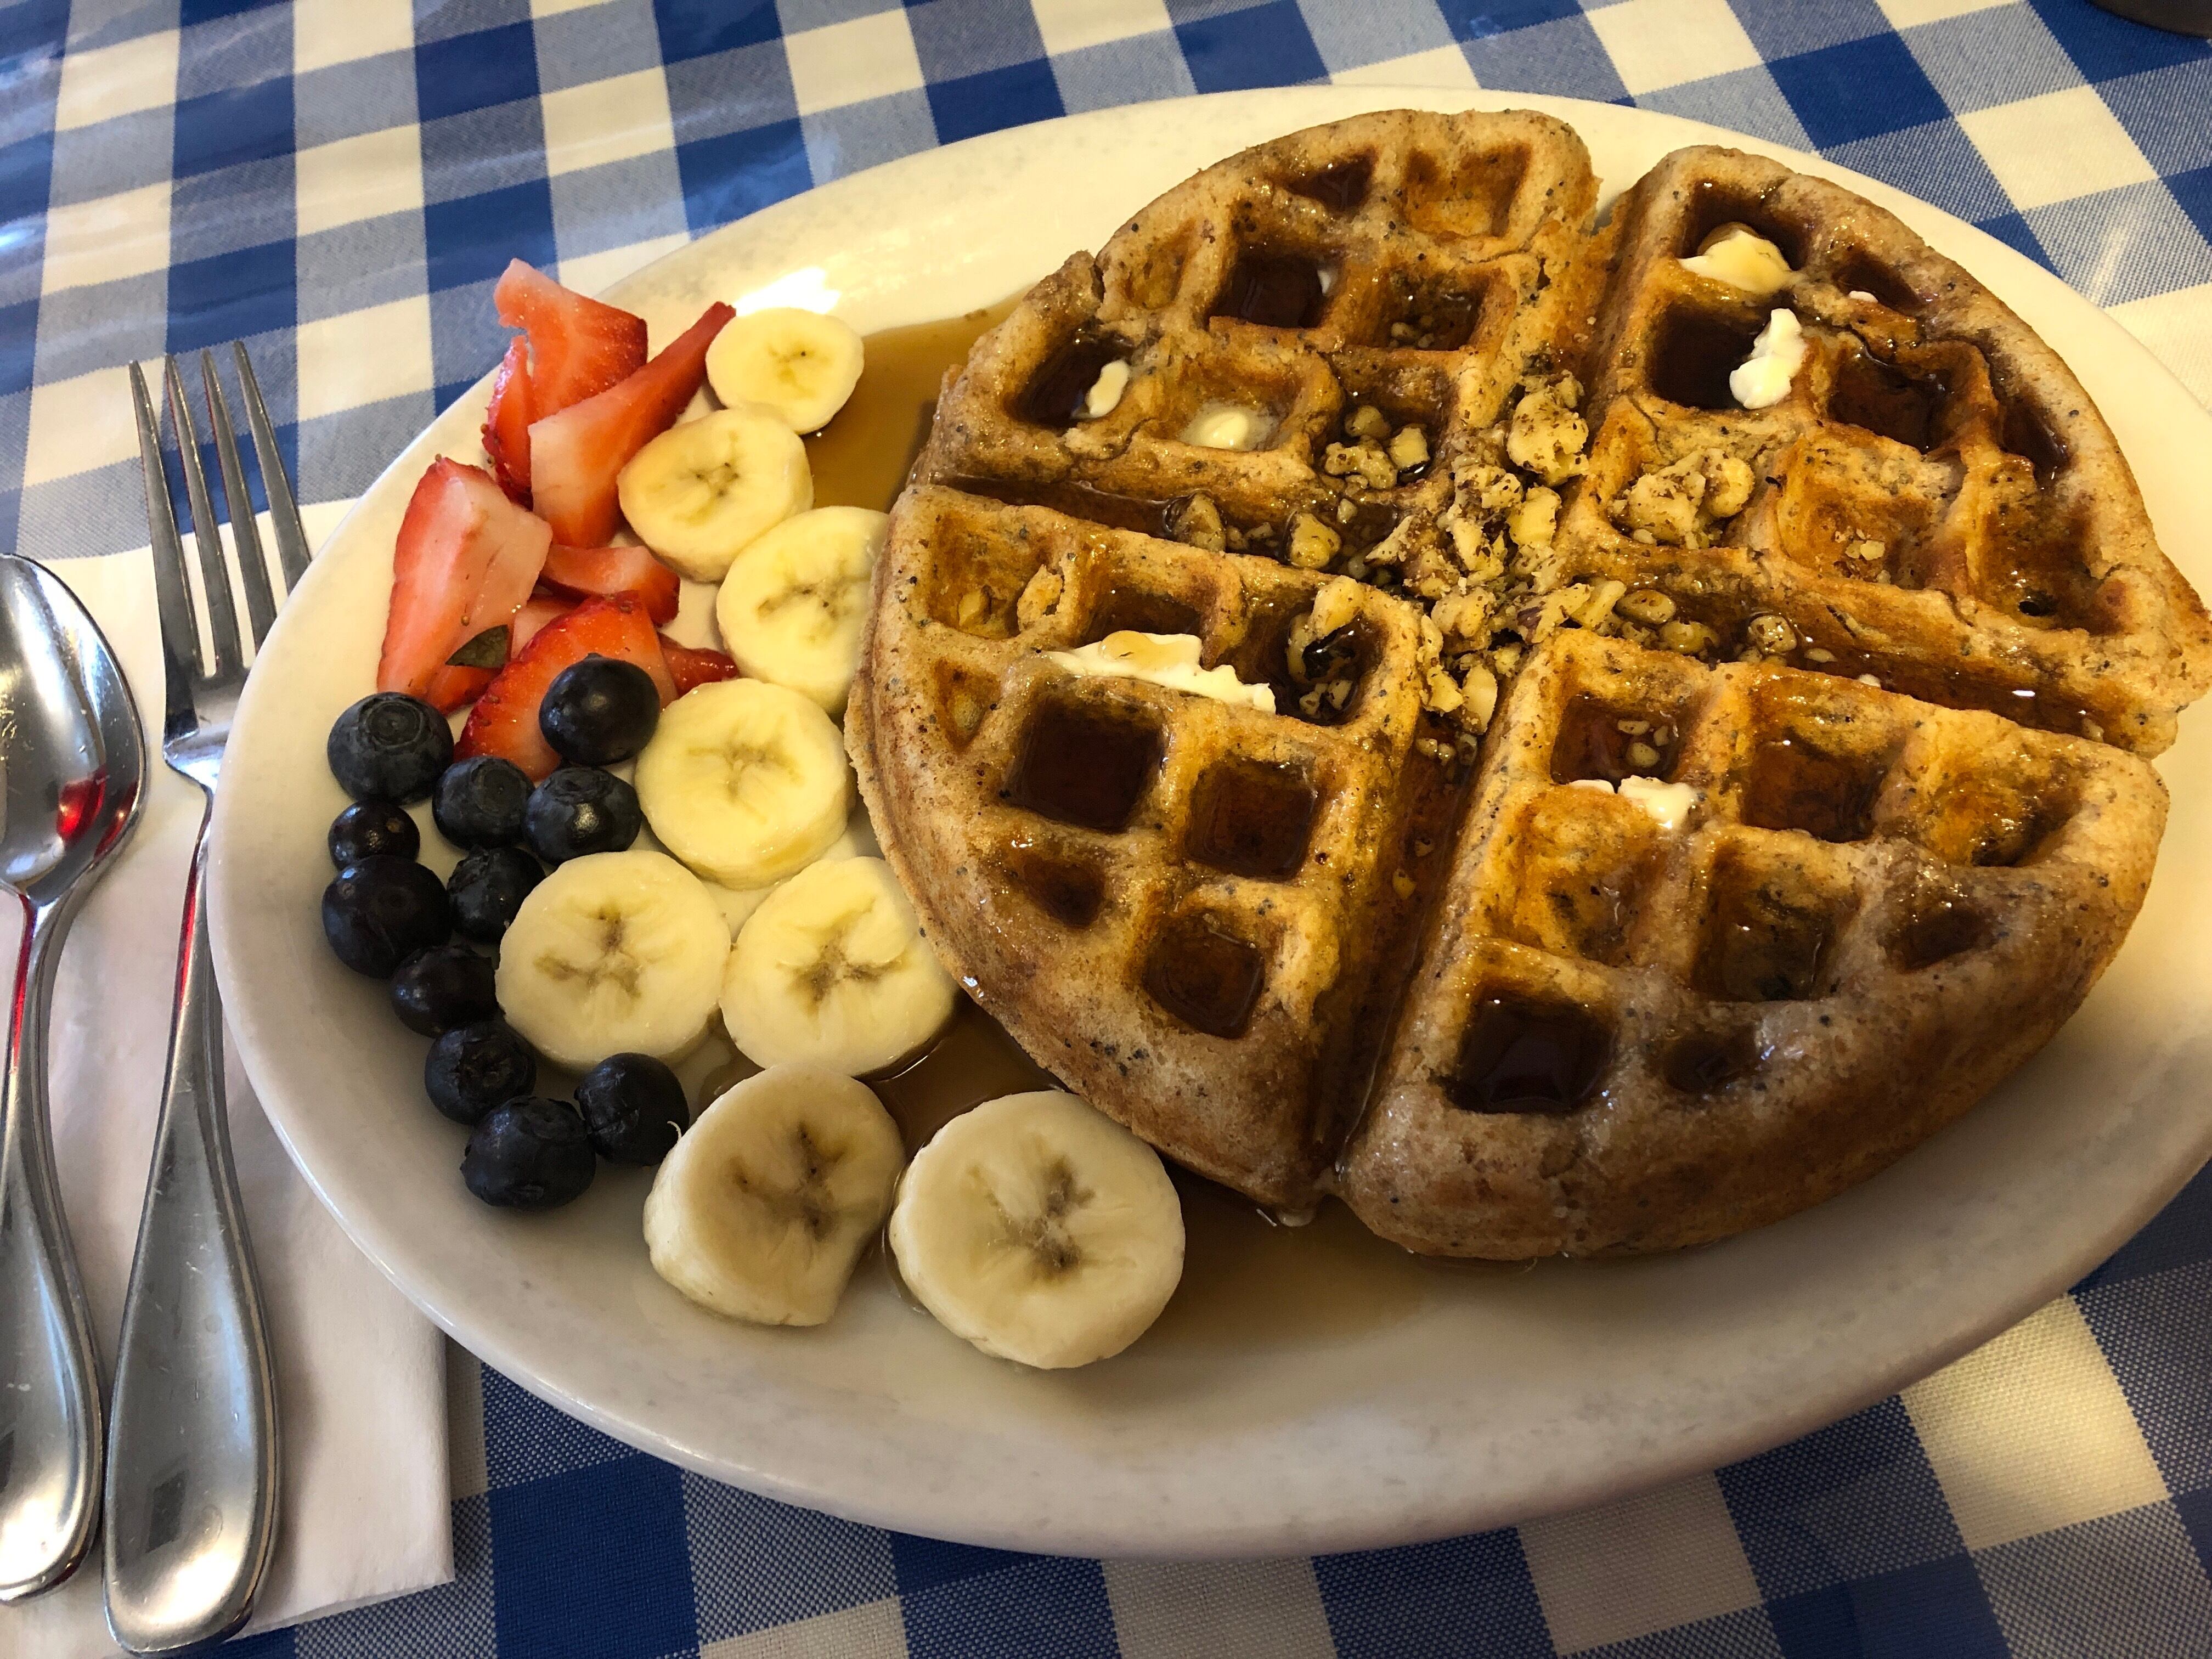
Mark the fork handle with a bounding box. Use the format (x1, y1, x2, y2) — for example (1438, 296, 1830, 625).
(0, 888, 105, 1600)
(104, 812, 278, 1654)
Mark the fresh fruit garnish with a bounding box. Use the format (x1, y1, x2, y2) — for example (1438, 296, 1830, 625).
(482, 336, 534, 501)
(714, 506, 885, 710)
(703, 308, 866, 433)
(328, 800, 419, 867)
(888, 1091, 1184, 1369)
(425, 1020, 537, 1126)
(463, 1098, 596, 1210)
(321, 855, 453, 978)
(447, 845, 544, 944)
(494, 849, 730, 1072)
(644, 1065, 903, 1325)
(509, 595, 569, 656)
(539, 543, 681, 625)
(390, 943, 499, 1037)
(575, 1054, 689, 1165)
(377, 459, 552, 708)
(659, 637, 740, 695)
(540, 657, 662, 765)
(431, 754, 532, 848)
(721, 856, 955, 1076)
(494, 261, 648, 416)
(616, 405, 809, 582)
(328, 692, 454, 802)
(455, 595, 675, 780)
(529, 301, 736, 547)
(633, 679, 848, 887)
(527, 766, 644, 864)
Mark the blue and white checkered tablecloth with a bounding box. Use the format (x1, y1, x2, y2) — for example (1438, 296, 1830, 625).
(6, 0, 2210, 1654)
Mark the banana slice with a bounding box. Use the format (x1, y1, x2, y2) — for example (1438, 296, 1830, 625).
(888, 1091, 1184, 1369)
(496, 849, 731, 1072)
(722, 856, 955, 1076)
(634, 679, 851, 889)
(714, 506, 887, 711)
(702, 808, 877, 933)
(644, 1064, 904, 1325)
(706, 308, 866, 434)
(617, 408, 812, 582)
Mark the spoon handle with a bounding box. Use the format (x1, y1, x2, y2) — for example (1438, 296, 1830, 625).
(0, 890, 105, 1600)
(104, 820, 278, 1654)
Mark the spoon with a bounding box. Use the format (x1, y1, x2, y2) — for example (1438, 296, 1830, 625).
(0, 554, 147, 1599)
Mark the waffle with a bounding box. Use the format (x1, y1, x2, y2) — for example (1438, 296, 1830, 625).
(849, 110, 2193, 1255)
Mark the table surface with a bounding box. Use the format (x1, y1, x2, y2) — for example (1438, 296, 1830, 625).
(7, 1, 2212, 1655)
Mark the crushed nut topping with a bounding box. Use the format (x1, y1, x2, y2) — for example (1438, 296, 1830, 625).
(1015, 563, 1063, 630)
(1286, 511, 1342, 570)
(1505, 374, 1588, 485)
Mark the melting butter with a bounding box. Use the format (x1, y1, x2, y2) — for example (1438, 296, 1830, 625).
(1180, 401, 1272, 450)
(1730, 308, 1807, 410)
(1045, 631, 1276, 713)
(1680, 225, 1793, 297)
(1565, 774, 1700, 831)
(1080, 359, 1130, 420)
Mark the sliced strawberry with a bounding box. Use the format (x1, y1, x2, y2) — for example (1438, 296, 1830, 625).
(482, 336, 534, 501)
(423, 662, 495, 710)
(528, 301, 736, 547)
(540, 542, 680, 625)
(455, 595, 675, 780)
(377, 459, 552, 707)
(509, 595, 570, 656)
(493, 260, 647, 416)
(659, 637, 740, 696)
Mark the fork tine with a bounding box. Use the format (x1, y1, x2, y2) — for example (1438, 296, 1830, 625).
(232, 343, 309, 590)
(201, 349, 276, 648)
(131, 362, 205, 724)
(162, 354, 243, 682)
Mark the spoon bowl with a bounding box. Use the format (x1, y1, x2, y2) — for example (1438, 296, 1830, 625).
(0, 552, 147, 1601)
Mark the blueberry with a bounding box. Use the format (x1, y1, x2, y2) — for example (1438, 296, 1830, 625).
(321, 857, 452, 977)
(527, 767, 643, 864)
(462, 1098, 596, 1209)
(575, 1053, 690, 1164)
(327, 693, 453, 803)
(425, 1020, 536, 1126)
(448, 845, 543, 943)
(432, 755, 532, 848)
(390, 944, 500, 1036)
(540, 657, 661, 766)
(328, 800, 419, 867)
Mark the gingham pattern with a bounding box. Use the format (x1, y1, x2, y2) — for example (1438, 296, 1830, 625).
(6, 0, 2208, 1652)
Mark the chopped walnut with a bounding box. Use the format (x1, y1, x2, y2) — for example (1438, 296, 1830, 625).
(1392, 870, 1417, 899)
(1430, 589, 1492, 645)
(1846, 538, 1886, 563)
(1657, 618, 1719, 656)
(1286, 511, 1342, 570)
(1415, 614, 1462, 714)
(1615, 449, 1757, 546)
(1285, 575, 1364, 679)
(956, 589, 989, 628)
(1703, 453, 1755, 518)
(1505, 375, 1589, 486)
(1454, 460, 1524, 519)
(1457, 662, 1500, 732)
(1576, 578, 1628, 631)
(1173, 493, 1226, 552)
(1616, 588, 1676, 627)
(1745, 612, 1798, 654)
(1345, 404, 1391, 442)
(1507, 486, 1560, 549)
(1388, 424, 1430, 473)
(1014, 563, 1063, 630)
(1323, 438, 1398, 490)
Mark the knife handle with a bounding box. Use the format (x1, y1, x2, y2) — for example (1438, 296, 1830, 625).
(104, 820, 279, 1655)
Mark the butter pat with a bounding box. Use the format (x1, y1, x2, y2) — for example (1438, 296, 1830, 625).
(1045, 631, 1276, 713)
(1181, 401, 1272, 450)
(1680, 227, 1793, 297)
(1080, 359, 1130, 420)
(1562, 775, 1699, 831)
(1730, 309, 1807, 410)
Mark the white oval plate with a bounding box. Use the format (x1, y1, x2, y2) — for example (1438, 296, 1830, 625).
(210, 88, 2212, 1558)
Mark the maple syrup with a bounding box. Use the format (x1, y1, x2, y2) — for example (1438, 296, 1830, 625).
(805, 296, 1020, 514)
(1000, 841, 1106, 929)
(1828, 351, 1947, 450)
(1831, 250, 1920, 313)
(1286, 155, 1373, 212)
(1697, 851, 1841, 1003)
(1085, 584, 1203, 644)
(1214, 249, 1328, 330)
(1146, 913, 1266, 1039)
(1446, 996, 1611, 1114)
(1888, 895, 1987, 971)
(1741, 734, 1883, 843)
(1186, 757, 1316, 881)
(1650, 306, 1767, 410)
(1018, 334, 1125, 427)
(1551, 694, 1680, 785)
(1661, 1029, 1762, 1094)
(1004, 699, 1161, 832)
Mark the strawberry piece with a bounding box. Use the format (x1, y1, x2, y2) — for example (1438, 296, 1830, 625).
(540, 543, 681, 625)
(659, 637, 740, 696)
(528, 301, 736, 547)
(509, 595, 570, 656)
(493, 260, 648, 417)
(456, 595, 675, 780)
(377, 459, 552, 708)
(424, 662, 494, 711)
(482, 337, 534, 501)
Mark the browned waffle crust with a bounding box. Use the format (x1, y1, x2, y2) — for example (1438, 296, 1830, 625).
(849, 111, 2194, 1256)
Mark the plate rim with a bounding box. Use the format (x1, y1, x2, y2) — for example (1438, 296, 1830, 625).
(210, 83, 2212, 1556)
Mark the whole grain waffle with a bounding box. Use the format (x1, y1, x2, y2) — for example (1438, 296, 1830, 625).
(849, 110, 2196, 1255)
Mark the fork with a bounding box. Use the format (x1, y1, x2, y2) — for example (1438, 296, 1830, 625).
(110, 346, 302, 1654)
